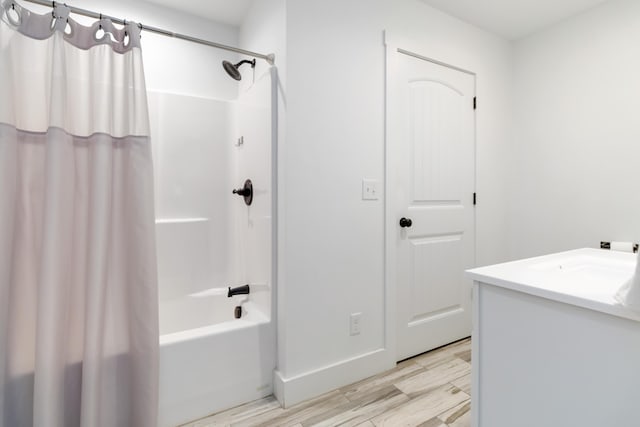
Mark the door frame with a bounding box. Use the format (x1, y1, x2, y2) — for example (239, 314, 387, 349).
(383, 31, 477, 362)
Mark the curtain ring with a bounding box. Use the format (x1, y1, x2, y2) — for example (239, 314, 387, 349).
(51, 0, 55, 18)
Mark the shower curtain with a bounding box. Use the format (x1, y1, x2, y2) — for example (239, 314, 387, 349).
(0, 2, 158, 426)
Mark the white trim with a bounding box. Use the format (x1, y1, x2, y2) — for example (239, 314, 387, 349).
(273, 348, 394, 408)
(272, 368, 285, 406)
(471, 282, 481, 426)
(384, 31, 476, 77)
(270, 65, 282, 392)
(275, 62, 289, 381)
(399, 49, 475, 76)
(383, 30, 399, 364)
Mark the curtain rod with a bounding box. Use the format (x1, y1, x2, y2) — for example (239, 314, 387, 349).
(19, 0, 276, 65)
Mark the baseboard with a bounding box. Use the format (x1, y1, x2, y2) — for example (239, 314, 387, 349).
(273, 348, 394, 407)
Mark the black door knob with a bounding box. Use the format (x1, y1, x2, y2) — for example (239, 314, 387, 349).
(399, 217, 412, 228)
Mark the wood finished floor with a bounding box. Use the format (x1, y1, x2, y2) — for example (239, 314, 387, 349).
(182, 338, 471, 427)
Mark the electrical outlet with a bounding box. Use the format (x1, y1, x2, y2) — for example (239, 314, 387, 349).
(350, 312, 362, 336)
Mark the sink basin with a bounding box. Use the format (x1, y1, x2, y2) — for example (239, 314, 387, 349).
(529, 254, 632, 275)
(467, 248, 636, 308)
(529, 254, 633, 287)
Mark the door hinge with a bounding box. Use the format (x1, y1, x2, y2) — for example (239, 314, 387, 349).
(473, 192, 477, 205)
(473, 97, 477, 110)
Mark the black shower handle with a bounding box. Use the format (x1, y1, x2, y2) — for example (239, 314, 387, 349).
(232, 179, 253, 206)
(233, 188, 250, 197)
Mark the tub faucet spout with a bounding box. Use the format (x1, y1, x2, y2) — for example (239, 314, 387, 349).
(228, 284, 250, 297)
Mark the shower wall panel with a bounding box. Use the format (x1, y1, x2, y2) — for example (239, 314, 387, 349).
(148, 92, 235, 300)
(232, 72, 274, 320)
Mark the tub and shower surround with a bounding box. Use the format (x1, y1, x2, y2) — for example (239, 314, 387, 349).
(0, 2, 158, 426)
(139, 63, 277, 427)
(152, 72, 275, 426)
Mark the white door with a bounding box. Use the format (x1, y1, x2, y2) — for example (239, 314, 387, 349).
(387, 46, 476, 361)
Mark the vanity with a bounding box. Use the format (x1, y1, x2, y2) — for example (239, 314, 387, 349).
(466, 248, 640, 427)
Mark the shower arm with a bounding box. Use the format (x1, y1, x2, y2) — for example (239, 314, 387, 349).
(235, 59, 256, 68)
(20, 0, 276, 65)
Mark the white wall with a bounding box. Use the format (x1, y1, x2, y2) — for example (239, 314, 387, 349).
(275, 0, 512, 406)
(277, 0, 386, 405)
(510, 0, 640, 259)
(239, 0, 286, 89)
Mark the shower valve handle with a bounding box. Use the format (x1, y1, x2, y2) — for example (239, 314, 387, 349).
(233, 188, 250, 197)
(232, 179, 253, 206)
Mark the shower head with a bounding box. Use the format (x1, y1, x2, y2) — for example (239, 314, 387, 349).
(222, 58, 256, 81)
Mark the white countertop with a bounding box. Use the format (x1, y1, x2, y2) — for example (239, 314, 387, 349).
(466, 248, 640, 323)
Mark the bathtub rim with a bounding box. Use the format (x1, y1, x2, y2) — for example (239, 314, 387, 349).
(160, 305, 270, 346)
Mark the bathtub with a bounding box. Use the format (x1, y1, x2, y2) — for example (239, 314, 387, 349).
(158, 288, 275, 427)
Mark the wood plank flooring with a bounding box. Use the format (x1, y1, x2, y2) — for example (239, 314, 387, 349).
(182, 338, 471, 427)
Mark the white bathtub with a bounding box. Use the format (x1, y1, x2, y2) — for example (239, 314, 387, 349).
(158, 289, 275, 427)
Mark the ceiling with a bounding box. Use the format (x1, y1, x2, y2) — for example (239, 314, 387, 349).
(143, 0, 611, 38)
(420, 0, 612, 40)
(144, 0, 254, 27)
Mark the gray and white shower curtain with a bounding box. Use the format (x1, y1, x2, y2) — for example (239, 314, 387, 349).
(0, 1, 158, 426)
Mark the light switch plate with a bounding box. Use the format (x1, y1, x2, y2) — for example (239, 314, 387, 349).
(350, 312, 362, 335)
(362, 179, 380, 200)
